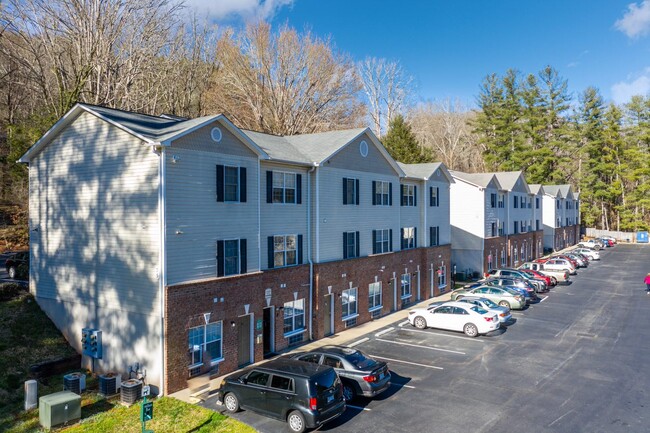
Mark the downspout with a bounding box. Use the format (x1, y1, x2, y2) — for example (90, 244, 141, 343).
(423, 179, 428, 296)
(307, 165, 316, 341)
(258, 160, 261, 272)
(155, 143, 166, 396)
(505, 190, 510, 267)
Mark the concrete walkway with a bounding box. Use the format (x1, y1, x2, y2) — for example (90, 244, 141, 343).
(170, 289, 454, 403)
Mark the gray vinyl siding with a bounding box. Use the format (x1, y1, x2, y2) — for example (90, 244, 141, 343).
(450, 180, 486, 239)
(166, 121, 260, 284)
(399, 180, 420, 240)
(261, 162, 309, 269)
(426, 178, 451, 245)
(28, 111, 160, 314)
(316, 167, 399, 262)
(327, 134, 395, 176)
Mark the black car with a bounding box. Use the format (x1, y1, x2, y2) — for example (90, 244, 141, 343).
(288, 345, 391, 401)
(5, 251, 28, 280)
(215, 358, 345, 433)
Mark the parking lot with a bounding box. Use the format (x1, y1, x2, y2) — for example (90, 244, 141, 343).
(203, 244, 650, 433)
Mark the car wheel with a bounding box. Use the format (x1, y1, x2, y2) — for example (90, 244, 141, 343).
(223, 392, 240, 413)
(463, 323, 479, 337)
(342, 382, 356, 402)
(413, 316, 427, 329)
(498, 300, 510, 309)
(8, 266, 16, 279)
(287, 410, 306, 433)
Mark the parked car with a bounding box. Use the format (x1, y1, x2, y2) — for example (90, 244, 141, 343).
(215, 358, 345, 433)
(552, 254, 580, 269)
(407, 301, 499, 337)
(451, 285, 526, 310)
(571, 248, 600, 260)
(519, 269, 554, 287)
(518, 261, 570, 283)
(5, 250, 28, 280)
(455, 296, 512, 325)
(486, 268, 547, 293)
(483, 277, 540, 301)
(600, 235, 616, 245)
(562, 253, 588, 268)
(543, 257, 577, 275)
(577, 239, 601, 250)
(287, 345, 390, 402)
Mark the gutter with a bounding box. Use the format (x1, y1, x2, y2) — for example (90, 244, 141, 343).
(155, 143, 166, 396)
(307, 165, 316, 341)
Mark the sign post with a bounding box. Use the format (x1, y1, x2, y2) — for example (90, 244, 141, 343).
(140, 385, 153, 433)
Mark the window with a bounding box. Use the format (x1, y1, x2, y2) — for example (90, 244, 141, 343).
(343, 231, 360, 259)
(536, 219, 540, 231)
(274, 235, 297, 267)
(188, 321, 223, 368)
(527, 198, 532, 208)
(401, 184, 416, 206)
(491, 222, 497, 237)
(373, 229, 392, 254)
(401, 273, 411, 299)
(498, 194, 505, 208)
(270, 375, 293, 391)
(401, 227, 416, 250)
(284, 299, 305, 335)
(266, 171, 301, 204)
(521, 220, 526, 233)
(500, 249, 506, 267)
(430, 226, 440, 246)
(514, 195, 519, 208)
(247, 371, 270, 386)
(438, 264, 447, 288)
(343, 178, 359, 205)
(372, 181, 392, 206)
(431, 187, 440, 207)
(513, 247, 519, 265)
(369, 282, 382, 311)
(498, 222, 504, 236)
(217, 239, 246, 276)
(342, 287, 358, 319)
(490, 193, 496, 208)
(216, 165, 246, 203)
(536, 197, 540, 209)
(556, 200, 560, 209)
(514, 221, 519, 234)
(487, 252, 494, 271)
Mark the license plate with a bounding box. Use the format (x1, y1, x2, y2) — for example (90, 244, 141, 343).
(327, 395, 334, 403)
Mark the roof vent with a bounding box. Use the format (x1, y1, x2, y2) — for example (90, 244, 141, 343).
(359, 140, 368, 157)
(211, 127, 223, 142)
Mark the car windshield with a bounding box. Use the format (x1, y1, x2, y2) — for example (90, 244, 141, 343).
(345, 350, 376, 369)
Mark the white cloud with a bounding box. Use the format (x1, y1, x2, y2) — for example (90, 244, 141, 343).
(615, 1, 650, 38)
(611, 69, 650, 103)
(184, 0, 295, 21)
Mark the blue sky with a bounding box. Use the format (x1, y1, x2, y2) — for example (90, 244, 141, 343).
(189, 0, 650, 107)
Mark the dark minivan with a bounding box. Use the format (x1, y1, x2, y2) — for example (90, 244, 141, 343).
(215, 358, 345, 433)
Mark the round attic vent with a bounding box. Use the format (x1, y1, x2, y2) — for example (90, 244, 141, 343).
(211, 127, 223, 142)
(359, 140, 368, 157)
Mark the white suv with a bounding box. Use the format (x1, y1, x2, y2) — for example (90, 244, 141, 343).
(572, 248, 600, 260)
(578, 239, 601, 250)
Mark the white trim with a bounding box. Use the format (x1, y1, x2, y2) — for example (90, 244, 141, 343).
(342, 313, 360, 321)
(368, 305, 383, 313)
(283, 328, 307, 339)
(158, 146, 166, 395)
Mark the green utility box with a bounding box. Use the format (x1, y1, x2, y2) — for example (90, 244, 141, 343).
(39, 391, 81, 429)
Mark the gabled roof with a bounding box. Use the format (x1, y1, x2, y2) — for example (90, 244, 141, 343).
(558, 184, 575, 200)
(528, 184, 544, 195)
(542, 185, 563, 198)
(19, 103, 269, 163)
(490, 171, 530, 194)
(449, 170, 502, 190)
(397, 162, 454, 183)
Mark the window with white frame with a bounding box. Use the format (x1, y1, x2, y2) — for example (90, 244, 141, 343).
(488, 252, 494, 271)
(273, 171, 297, 203)
(373, 181, 391, 205)
(343, 231, 359, 259)
(513, 246, 519, 264)
(514, 195, 519, 208)
(500, 249, 506, 267)
(520, 245, 525, 262)
(224, 166, 240, 201)
(368, 282, 382, 311)
(490, 193, 497, 208)
(430, 187, 440, 207)
(274, 235, 297, 268)
(342, 287, 358, 319)
(224, 240, 240, 275)
(536, 197, 540, 209)
(401, 184, 416, 206)
(430, 226, 440, 246)
(188, 321, 223, 368)
(438, 263, 447, 288)
(499, 222, 504, 236)
(284, 299, 305, 335)
(402, 227, 416, 250)
(373, 229, 391, 254)
(343, 177, 358, 205)
(400, 273, 411, 299)
(498, 194, 505, 208)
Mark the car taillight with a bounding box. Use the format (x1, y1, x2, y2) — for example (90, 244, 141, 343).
(484, 316, 493, 322)
(363, 375, 378, 383)
(309, 397, 318, 410)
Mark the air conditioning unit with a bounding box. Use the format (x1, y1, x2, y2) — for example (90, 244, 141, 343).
(120, 379, 142, 405)
(63, 372, 86, 395)
(98, 373, 121, 397)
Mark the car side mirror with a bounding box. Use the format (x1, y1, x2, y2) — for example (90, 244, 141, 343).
(238, 377, 248, 384)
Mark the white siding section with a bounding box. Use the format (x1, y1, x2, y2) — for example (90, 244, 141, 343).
(425, 177, 451, 245)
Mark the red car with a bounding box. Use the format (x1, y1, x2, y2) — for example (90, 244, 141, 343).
(520, 269, 555, 287)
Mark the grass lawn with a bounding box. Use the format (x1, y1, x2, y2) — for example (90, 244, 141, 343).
(0, 292, 255, 433)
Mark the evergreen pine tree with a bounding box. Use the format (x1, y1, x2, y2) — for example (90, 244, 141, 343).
(381, 115, 433, 163)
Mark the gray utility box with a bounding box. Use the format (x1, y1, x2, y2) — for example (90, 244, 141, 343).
(39, 391, 81, 429)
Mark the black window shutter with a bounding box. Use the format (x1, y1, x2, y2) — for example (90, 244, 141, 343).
(389, 229, 393, 251)
(436, 187, 439, 206)
(372, 181, 377, 205)
(355, 179, 360, 205)
(239, 167, 247, 202)
(240, 239, 247, 274)
(389, 183, 393, 206)
(414, 186, 417, 206)
(343, 232, 348, 259)
(296, 174, 302, 204)
(430, 227, 434, 247)
(429, 187, 433, 206)
(217, 240, 224, 277)
(355, 231, 360, 258)
(414, 227, 417, 248)
(268, 236, 274, 269)
(400, 184, 405, 206)
(266, 171, 273, 203)
(216, 165, 224, 202)
(298, 235, 303, 264)
(400, 228, 405, 249)
(343, 178, 348, 205)
(372, 230, 377, 254)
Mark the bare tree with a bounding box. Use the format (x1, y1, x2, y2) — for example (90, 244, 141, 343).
(209, 22, 365, 135)
(409, 99, 485, 172)
(358, 57, 414, 137)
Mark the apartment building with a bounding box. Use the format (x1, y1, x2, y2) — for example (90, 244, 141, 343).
(540, 184, 581, 251)
(20, 104, 453, 394)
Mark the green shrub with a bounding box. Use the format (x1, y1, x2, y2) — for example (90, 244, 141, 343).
(0, 283, 24, 302)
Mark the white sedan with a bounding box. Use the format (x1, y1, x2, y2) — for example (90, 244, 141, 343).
(408, 301, 500, 337)
(572, 247, 600, 260)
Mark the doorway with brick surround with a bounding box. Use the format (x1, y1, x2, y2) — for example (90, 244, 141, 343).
(262, 307, 274, 358)
(323, 294, 333, 337)
(237, 314, 252, 367)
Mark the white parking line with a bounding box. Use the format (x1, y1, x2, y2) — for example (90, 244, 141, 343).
(375, 327, 395, 337)
(376, 338, 466, 355)
(346, 405, 371, 412)
(539, 295, 549, 302)
(347, 337, 369, 347)
(368, 354, 443, 370)
(398, 320, 410, 327)
(400, 327, 486, 342)
(390, 383, 416, 389)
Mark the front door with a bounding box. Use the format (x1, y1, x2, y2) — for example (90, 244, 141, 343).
(237, 314, 252, 367)
(263, 307, 274, 357)
(323, 294, 333, 337)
